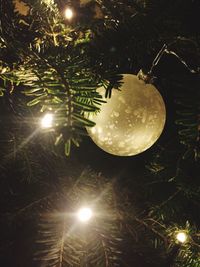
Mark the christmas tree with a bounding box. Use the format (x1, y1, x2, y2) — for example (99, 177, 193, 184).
(0, 0, 199, 266)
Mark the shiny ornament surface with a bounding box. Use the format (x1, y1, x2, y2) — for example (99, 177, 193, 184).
(87, 74, 166, 156)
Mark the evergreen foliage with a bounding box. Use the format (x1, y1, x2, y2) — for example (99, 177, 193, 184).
(0, 0, 199, 267)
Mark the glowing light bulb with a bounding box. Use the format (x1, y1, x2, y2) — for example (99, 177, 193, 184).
(64, 7, 74, 20)
(41, 113, 53, 128)
(77, 207, 93, 223)
(176, 231, 188, 243)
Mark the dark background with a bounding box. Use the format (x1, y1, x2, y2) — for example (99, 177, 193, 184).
(0, 0, 200, 266)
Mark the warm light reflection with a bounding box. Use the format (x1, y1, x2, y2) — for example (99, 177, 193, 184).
(41, 113, 53, 128)
(64, 7, 74, 20)
(77, 207, 93, 223)
(176, 231, 188, 243)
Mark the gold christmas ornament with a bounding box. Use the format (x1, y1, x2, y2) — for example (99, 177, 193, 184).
(87, 74, 166, 156)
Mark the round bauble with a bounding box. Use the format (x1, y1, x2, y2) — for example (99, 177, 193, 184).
(87, 74, 166, 156)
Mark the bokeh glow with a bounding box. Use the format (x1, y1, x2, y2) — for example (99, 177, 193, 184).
(64, 7, 74, 20)
(176, 231, 188, 243)
(41, 113, 53, 128)
(77, 207, 93, 222)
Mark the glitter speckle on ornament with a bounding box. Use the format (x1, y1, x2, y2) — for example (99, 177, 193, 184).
(87, 74, 166, 156)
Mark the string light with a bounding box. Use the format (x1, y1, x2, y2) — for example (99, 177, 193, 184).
(176, 231, 188, 243)
(77, 207, 93, 223)
(64, 7, 74, 20)
(41, 113, 54, 128)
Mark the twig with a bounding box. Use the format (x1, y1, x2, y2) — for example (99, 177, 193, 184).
(11, 193, 56, 219)
(156, 188, 181, 210)
(149, 42, 199, 77)
(119, 211, 167, 244)
(149, 44, 167, 75)
(133, 216, 167, 244)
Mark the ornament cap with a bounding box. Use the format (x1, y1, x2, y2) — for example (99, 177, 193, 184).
(137, 69, 156, 84)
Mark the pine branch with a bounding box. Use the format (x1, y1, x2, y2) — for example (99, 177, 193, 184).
(58, 217, 66, 267)
(155, 189, 181, 210)
(125, 214, 167, 244)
